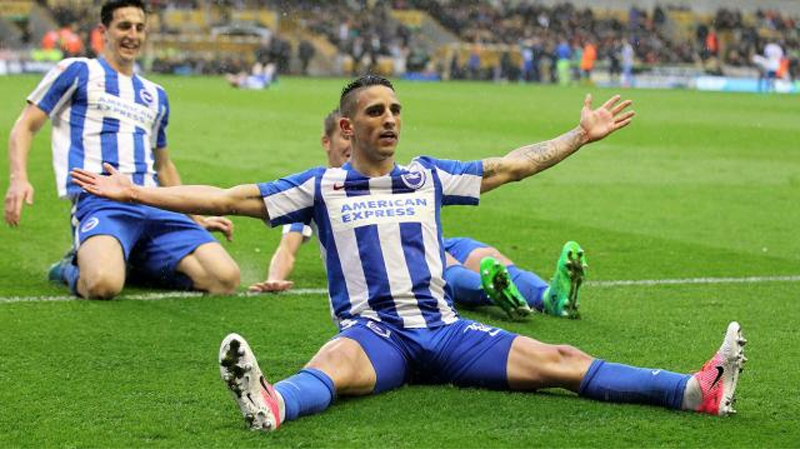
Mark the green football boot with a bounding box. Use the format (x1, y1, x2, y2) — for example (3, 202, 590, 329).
(542, 241, 587, 319)
(480, 256, 531, 319)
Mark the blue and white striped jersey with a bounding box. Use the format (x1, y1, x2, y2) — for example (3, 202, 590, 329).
(27, 58, 169, 198)
(259, 156, 483, 329)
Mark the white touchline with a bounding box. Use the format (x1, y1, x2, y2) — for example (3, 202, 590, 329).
(1, 275, 799, 305)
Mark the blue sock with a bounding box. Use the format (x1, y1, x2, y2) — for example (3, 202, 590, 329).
(444, 264, 492, 306)
(63, 264, 80, 296)
(274, 368, 335, 421)
(506, 265, 547, 311)
(579, 359, 690, 410)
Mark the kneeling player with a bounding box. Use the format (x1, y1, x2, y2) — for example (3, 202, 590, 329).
(72, 76, 746, 431)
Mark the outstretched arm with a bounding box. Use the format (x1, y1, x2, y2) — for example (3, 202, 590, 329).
(71, 163, 268, 219)
(248, 231, 306, 293)
(481, 94, 634, 193)
(154, 146, 235, 241)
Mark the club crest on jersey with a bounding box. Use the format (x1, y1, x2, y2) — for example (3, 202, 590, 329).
(400, 170, 426, 190)
(141, 90, 154, 105)
(81, 216, 100, 233)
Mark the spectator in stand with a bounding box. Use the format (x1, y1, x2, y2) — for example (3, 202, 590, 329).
(608, 39, 622, 85)
(90, 24, 104, 57)
(555, 37, 571, 86)
(621, 39, 634, 88)
(580, 39, 597, 84)
(298, 39, 316, 76)
(41, 29, 59, 51)
(764, 41, 785, 91)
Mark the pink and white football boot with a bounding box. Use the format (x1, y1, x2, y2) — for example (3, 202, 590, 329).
(690, 321, 747, 416)
(219, 333, 283, 431)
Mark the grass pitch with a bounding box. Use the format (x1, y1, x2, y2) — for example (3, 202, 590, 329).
(1, 75, 799, 448)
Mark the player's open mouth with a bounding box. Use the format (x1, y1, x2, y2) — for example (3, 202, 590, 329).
(379, 132, 397, 143)
(120, 41, 139, 51)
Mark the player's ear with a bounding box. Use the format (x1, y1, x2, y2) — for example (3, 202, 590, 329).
(339, 117, 354, 138)
(321, 135, 331, 152)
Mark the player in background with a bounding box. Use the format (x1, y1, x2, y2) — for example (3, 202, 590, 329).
(3, 0, 240, 299)
(249, 109, 585, 320)
(72, 75, 747, 430)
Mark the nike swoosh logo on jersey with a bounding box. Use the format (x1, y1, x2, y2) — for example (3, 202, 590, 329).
(711, 365, 725, 388)
(333, 183, 346, 190)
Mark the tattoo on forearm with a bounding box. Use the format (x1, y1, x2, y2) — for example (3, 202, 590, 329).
(512, 127, 585, 175)
(483, 158, 500, 179)
(482, 127, 586, 185)
(520, 128, 583, 169)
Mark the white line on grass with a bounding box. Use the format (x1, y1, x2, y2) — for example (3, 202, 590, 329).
(1, 275, 799, 305)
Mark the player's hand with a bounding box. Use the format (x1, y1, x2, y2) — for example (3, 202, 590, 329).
(248, 279, 294, 293)
(197, 215, 234, 241)
(71, 163, 135, 201)
(4, 178, 34, 226)
(579, 94, 635, 143)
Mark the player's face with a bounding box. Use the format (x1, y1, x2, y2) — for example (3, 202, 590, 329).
(322, 124, 351, 168)
(103, 6, 146, 68)
(345, 85, 402, 162)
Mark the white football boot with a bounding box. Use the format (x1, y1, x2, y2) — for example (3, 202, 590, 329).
(687, 321, 747, 416)
(219, 333, 282, 431)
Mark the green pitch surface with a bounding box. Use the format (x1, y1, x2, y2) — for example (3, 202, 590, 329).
(1, 76, 799, 448)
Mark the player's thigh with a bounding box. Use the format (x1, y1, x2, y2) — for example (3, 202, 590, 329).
(310, 320, 409, 396)
(506, 335, 594, 392)
(176, 242, 240, 290)
(77, 235, 126, 290)
(429, 320, 517, 390)
(444, 251, 460, 268)
(305, 337, 378, 396)
(463, 246, 515, 272)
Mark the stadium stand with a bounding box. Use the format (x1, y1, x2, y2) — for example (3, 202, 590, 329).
(0, 1, 797, 86)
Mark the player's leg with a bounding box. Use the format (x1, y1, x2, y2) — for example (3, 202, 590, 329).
(51, 195, 141, 299)
(443, 251, 492, 307)
(175, 242, 240, 294)
(506, 322, 747, 415)
(444, 238, 530, 317)
(462, 243, 547, 312)
(220, 319, 408, 431)
(136, 207, 240, 294)
(74, 235, 126, 299)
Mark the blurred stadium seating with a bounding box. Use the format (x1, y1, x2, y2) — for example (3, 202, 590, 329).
(0, 0, 797, 91)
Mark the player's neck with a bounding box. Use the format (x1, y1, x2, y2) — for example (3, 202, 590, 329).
(102, 52, 135, 77)
(350, 153, 394, 177)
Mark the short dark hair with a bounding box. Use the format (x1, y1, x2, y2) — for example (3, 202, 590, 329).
(323, 108, 341, 138)
(339, 75, 394, 118)
(101, 0, 147, 27)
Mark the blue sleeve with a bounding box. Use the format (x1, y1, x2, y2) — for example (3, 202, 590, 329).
(27, 59, 87, 116)
(257, 167, 324, 227)
(415, 156, 483, 206)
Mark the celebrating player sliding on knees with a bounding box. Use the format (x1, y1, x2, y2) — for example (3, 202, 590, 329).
(72, 76, 745, 433)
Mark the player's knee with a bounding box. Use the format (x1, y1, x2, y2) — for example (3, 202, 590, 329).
(307, 339, 372, 389)
(555, 344, 592, 364)
(212, 263, 241, 294)
(81, 275, 123, 300)
(202, 262, 240, 295)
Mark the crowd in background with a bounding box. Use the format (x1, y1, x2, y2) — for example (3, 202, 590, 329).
(7, 0, 799, 83)
(402, 0, 798, 82)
